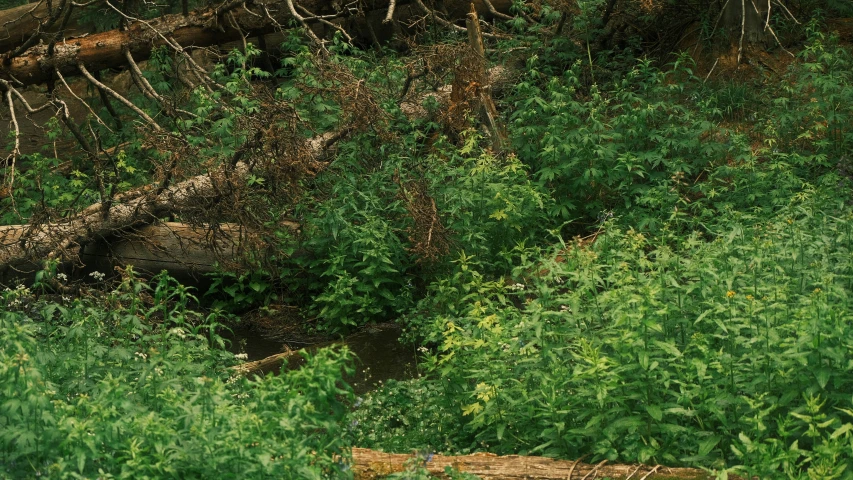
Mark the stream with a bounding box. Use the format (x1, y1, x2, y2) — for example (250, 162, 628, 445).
(224, 323, 419, 394)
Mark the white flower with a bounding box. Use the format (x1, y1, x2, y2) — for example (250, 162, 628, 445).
(169, 327, 187, 339)
(234, 353, 249, 360)
(56, 273, 68, 282)
(89, 271, 106, 282)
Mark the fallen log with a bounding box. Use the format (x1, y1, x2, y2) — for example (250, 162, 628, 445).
(0, 162, 250, 267)
(0, 1, 85, 54)
(0, 221, 255, 285)
(0, 0, 512, 86)
(350, 448, 731, 479)
(79, 221, 270, 277)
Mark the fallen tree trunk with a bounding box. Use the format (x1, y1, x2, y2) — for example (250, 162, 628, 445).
(0, 1, 84, 54)
(0, 221, 255, 285)
(79, 221, 265, 274)
(350, 448, 734, 479)
(0, 161, 252, 267)
(0, 0, 512, 86)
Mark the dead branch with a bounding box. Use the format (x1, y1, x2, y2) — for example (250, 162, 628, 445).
(230, 347, 299, 375)
(482, 0, 513, 21)
(384, 0, 398, 23)
(285, 0, 326, 48)
(54, 68, 114, 133)
(77, 62, 162, 131)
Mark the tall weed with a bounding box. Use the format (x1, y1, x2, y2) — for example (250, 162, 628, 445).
(0, 273, 353, 478)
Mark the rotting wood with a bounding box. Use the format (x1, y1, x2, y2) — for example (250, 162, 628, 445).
(350, 448, 734, 480)
(0, 0, 513, 86)
(465, 4, 507, 151)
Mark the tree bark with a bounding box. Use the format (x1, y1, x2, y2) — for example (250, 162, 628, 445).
(0, 0, 512, 87)
(723, 0, 767, 47)
(0, 1, 84, 53)
(350, 448, 737, 479)
(0, 161, 252, 268)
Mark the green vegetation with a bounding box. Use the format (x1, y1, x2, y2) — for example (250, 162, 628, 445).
(2, 1, 853, 478)
(350, 24, 853, 479)
(1, 271, 352, 478)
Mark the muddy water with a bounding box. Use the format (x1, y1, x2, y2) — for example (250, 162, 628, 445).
(224, 325, 419, 394)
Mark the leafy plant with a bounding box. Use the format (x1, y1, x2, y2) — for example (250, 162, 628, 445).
(0, 271, 353, 478)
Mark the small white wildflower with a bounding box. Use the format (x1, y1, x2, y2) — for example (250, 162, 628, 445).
(56, 273, 68, 282)
(89, 271, 106, 282)
(417, 346, 428, 353)
(234, 353, 249, 360)
(169, 327, 187, 339)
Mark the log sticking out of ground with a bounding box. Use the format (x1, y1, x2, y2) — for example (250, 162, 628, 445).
(350, 448, 732, 479)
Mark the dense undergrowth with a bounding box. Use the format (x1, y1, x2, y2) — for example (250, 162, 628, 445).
(1, 271, 352, 478)
(348, 25, 853, 479)
(2, 3, 853, 479)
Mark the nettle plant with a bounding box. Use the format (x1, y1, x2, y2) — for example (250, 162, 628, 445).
(0, 270, 353, 478)
(510, 56, 726, 231)
(291, 127, 549, 332)
(366, 188, 853, 476)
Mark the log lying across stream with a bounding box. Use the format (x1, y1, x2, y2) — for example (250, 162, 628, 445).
(350, 448, 729, 479)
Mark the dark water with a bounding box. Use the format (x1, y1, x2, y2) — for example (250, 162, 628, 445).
(224, 325, 419, 394)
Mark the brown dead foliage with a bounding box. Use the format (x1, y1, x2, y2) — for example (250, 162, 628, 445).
(394, 171, 450, 263)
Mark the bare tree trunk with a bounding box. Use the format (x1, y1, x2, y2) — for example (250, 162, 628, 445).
(723, 0, 767, 48)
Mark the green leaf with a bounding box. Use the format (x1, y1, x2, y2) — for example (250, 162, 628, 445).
(831, 423, 853, 439)
(698, 436, 721, 456)
(646, 404, 663, 422)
